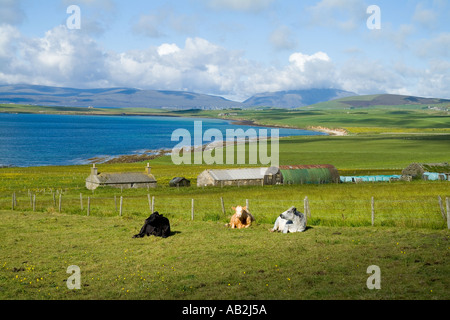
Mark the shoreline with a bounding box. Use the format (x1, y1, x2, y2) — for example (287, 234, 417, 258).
(0, 110, 338, 167)
(0, 109, 338, 134)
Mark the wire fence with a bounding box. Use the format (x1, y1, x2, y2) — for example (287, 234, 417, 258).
(1, 190, 449, 229)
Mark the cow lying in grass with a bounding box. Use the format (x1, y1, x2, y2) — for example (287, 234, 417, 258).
(133, 212, 171, 238)
(271, 206, 306, 233)
(227, 206, 255, 229)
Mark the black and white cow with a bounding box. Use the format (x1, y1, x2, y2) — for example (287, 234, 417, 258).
(133, 212, 171, 239)
(271, 206, 306, 233)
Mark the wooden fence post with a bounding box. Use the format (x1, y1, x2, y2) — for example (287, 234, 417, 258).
(221, 197, 226, 216)
(151, 196, 155, 213)
(33, 194, 36, 212)
(246, 199, 249, 211)
(119, 196, 123, 217)
(12, 192, 15, 210)
(191, 199, 195, 221)
(53, 192, 56, 207)
(114, 195, 117, 212)
(446, 197, 450, 230)
(371, 197, 375, 227)
(59, 194, 62, 213)
(87, 197, 91, 217)
(148, 194, 152, 211)
(80, 193, 83, 211)
(438, 196, 446, 220)
(304, 196, 311, 219)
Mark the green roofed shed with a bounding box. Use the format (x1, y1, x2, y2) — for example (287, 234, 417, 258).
(279, 165, 340, 185)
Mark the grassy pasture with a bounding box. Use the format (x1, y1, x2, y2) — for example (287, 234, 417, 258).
(0, 210, 449, 300)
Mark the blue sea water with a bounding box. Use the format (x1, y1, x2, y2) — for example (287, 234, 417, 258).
(0, 113, 326, 167)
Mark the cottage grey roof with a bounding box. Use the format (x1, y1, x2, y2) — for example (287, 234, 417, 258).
(87, 173, 156, 184)
(207, 168, 269, 181)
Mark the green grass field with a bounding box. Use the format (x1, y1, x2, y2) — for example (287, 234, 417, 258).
(0, 105, 449, 300)
(1, 211, 449, 300)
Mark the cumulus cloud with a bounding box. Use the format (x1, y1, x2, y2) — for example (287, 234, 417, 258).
(1, 21, 450, 100)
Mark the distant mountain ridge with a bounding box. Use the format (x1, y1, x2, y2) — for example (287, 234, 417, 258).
(242, 89, 357, 108)
(310, 94, 450, 109)
(0, 84, 358, 109)
(0, 84, 242, 109)
(0, 84, 448, 110)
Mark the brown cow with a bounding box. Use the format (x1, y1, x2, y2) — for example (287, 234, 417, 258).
(228, 206, 255, 229)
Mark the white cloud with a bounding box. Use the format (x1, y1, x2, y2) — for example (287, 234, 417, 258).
(157, 43, 181, 56)
(416, 32, 450, 58)
(207, 0, 274, 12)
(1, 22, 450, 101)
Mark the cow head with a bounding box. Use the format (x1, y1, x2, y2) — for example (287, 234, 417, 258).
(280, 206, 299, 220)
(232, 206, 248, 218)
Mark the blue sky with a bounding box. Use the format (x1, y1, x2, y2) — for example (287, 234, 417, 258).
(1, 0, 449, 100)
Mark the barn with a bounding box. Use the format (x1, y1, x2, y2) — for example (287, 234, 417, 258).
(197, 165, 339, 187)
(402, 162, 450, 180)
(279, 165, 340, 185)
(86, 164, 157, 190)
(197, 167, 273, 187)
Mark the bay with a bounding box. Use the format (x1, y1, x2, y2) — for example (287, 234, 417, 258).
(0, 113, 326, 167)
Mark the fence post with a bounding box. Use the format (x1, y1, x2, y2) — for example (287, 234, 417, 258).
(87, 197, 91, 217)
(33, 194, 36, 212)
(304, 196, 311, 219)
(151, 196, 155, 213)
(221, 197, 226, 216)
(438, 196, 446, 220)
(119, 196, 123, 217)
(191, 199, 195, 221)
(371, 197, 375, 227)
(246, 199, 249, 211)
(12, 192, 15, 210)
(114, 195, 117, 213)
(148, 194, 152, 211)
(53, 191, 56, 207)
(59, 194, 62, 213)
(80, 193, 83, 211)
(446, 197, 450, 230)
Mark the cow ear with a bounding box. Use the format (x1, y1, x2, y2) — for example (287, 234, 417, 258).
(231, 206, 236, 210)
(243, 206, 247, 211)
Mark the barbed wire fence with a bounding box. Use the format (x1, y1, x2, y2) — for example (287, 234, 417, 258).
(1, 190, 449, 229)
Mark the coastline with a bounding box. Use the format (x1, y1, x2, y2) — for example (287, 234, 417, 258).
(0, 108, 341, 134)
(0, 110, 338, 167)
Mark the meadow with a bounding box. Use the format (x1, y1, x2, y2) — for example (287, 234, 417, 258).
(0, 106, 449, 300)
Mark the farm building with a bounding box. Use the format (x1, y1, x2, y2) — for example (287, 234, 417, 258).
(402, 162, 450, 180)
(197, 165, 339, 187)
(169, 177, 191, 187)
(197, 167, 274, 187)
(86, 164, 157, 191)
(279, 165, 340, 185)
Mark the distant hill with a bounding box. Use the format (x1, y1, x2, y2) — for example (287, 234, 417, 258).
(0, 84, 242, 109)
(309, 94, 450, 109)
(242, 89, 357, 108)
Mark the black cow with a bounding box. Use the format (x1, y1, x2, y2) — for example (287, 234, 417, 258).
(133, 212, 171, 239)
